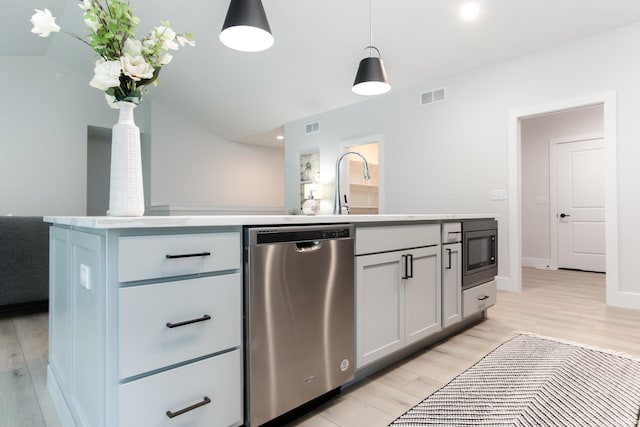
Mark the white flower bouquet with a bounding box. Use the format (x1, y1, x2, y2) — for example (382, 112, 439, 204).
(31, 0, 195, 106)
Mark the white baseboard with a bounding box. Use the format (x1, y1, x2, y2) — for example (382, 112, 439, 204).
(606, 290, 640, 310)
(522, 257, 556, 270)
(496, 275, 519, 292)
(47, 365, 76, 427)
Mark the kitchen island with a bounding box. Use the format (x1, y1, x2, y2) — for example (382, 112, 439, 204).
(45, 214, 497, 427)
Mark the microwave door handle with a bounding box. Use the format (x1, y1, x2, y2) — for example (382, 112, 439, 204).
(491, 235, 496, 262)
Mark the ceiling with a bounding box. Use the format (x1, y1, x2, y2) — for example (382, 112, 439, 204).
(5, 1, 640, 148)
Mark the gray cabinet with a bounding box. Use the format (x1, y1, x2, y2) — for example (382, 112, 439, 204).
(49, 227, 105, 427)
(463, 280, 497, 318)
(404, 246, 442, 344)
(355, 224, 441, 369)
(442, 241, 462, 328)
(48, 227, 243, 427)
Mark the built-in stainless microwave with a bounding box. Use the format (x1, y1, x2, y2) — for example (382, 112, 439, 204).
(462, 219, 497, 289)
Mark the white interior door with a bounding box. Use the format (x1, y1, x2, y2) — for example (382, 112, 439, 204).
(556, 138, 605, 272)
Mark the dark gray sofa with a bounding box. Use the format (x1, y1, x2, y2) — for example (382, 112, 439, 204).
(0, 216, 50, 315)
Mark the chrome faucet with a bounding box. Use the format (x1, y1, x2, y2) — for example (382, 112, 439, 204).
(333, 151, 371, 215)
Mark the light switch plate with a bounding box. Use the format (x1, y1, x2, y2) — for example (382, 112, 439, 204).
(491, 189, 507, 201)
(536, 195, 550, 204)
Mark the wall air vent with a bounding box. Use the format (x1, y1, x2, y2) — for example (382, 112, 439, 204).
(421, 91, 433, 105)
(305, 121, 320, 135)
(420, 87, 447, 106)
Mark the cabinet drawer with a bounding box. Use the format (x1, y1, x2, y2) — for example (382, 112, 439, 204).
(442, 222, 461, 244)
(462, 280, 497, 318)
(119, 350, 243, 427)
(118, 232, 240, 282)
(119, 274, 241, 379)
(355, 224, 440, 255)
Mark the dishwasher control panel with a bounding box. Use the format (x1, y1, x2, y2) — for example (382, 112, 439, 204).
(248, 224, 353, 245)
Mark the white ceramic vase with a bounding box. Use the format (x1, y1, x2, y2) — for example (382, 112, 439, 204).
(107, 101, 145, 216)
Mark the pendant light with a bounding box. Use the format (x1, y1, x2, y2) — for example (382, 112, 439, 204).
(220, 0, 274, 52)
(352, 0, 390, 96)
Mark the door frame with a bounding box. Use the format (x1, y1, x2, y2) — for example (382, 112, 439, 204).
(507, 91, 618, 303)
(549, 133, 604, 271)
(340, 134, 385, 214)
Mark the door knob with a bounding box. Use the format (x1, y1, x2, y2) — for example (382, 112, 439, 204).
(560, 213, 571, 218)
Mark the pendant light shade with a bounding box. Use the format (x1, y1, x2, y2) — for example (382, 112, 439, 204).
(352, 0, 390, 96)
(353, 46, 390, 96)
(220, 0, 274, 52)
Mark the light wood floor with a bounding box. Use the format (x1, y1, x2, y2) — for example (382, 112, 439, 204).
(1, 268, 638, 427)
(292, 268, 640, 427)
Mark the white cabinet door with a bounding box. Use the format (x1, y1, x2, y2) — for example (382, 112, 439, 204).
(405, 246, 441, 345)
(356, 246, 442, 368)
(356, 251, 404, 369)
(442, 243, 462, 328)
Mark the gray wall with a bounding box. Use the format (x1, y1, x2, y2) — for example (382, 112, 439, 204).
(149, 102, 285, 211)
(283, 22, 640, 308)
(0, 56, 123, 216)
(520, 105, 603, 268)
(0, 57, 284, 216)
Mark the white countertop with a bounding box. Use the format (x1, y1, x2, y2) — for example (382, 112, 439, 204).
(44, 214, 497, 229)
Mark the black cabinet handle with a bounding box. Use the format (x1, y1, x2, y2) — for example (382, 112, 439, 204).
(446, 248, 452, 270)
(477, 295, 489, 301)
(166, 314, 211, 329)
(166, 396, 211, 419)
(401, 255, 409, 280)
(165, 251, 211, 259)
(560, 213, 571, 218)
(401, 254, 414, 279)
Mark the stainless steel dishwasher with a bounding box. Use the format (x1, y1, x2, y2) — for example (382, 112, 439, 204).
(244, 224, 355, 426)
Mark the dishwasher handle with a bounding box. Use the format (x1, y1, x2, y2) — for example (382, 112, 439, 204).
(295, 241, 322, 252)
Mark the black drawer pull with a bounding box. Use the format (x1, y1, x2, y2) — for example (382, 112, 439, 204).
(166, 314, 211, 329)
(166, 396, 211, 419)
(477, 295, 490, 301)
(165, 251, 211, 259)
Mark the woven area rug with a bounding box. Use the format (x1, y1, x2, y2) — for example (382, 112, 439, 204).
(389, 333, 640, 426)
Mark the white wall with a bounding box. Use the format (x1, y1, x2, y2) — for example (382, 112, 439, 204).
(520, 105, 603, 268)
(0, 56, 284, 217)
(284, 22, 640, 308)
(149, 102, 284, 211)
(0, 56, 128, 216)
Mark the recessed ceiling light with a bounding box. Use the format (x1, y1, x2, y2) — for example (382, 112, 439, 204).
(460, 2, 480, 21)
(276, 135, 284, 140)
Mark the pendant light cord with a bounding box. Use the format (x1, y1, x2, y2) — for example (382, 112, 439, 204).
(368, 0, 373, 55)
